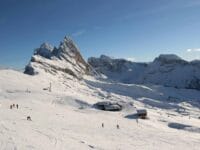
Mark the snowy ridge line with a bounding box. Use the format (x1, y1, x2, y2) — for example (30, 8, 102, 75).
(88, 54, 200, 90)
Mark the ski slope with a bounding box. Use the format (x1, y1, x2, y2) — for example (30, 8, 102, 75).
(0, 69, 200, 150)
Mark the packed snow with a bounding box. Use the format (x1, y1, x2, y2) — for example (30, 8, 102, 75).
(0, 69, 200, 150)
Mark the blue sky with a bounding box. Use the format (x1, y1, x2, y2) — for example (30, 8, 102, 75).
(0, 0, 200, 68)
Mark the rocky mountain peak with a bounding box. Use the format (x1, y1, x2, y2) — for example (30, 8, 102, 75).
(53, 36, 81, 58)
(40, 42, 54, 50)
(100, 55, 112, 60)
(24, 36, 93, 79)
(34, 43, 54, 59)
(153, 54, 187, 65)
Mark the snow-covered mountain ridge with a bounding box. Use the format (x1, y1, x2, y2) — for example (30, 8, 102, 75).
(24, 36, 94, 79)
(24, 36, 200, 90)
(88, 54, 200, 90)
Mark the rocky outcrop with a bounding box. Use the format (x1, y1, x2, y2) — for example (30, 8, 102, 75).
(25, 36, 95, 79)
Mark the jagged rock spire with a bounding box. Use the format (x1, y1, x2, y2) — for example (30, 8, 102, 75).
(24, 36, 94, 79)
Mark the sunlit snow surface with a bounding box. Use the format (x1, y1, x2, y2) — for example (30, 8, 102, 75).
(0, 69, 200, 150)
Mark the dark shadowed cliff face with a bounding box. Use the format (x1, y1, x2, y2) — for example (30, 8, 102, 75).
(24, 36, 93, 79)
(88, 54, 200, 90)
(88, 55, 148, 83)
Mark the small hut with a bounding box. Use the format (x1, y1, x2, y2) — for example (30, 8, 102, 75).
(137, 109, 147, 119)
(93, 101, 122, 111)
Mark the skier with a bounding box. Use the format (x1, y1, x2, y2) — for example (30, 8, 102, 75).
(27, 116, 32, 121)
(117, 124, 120, 129)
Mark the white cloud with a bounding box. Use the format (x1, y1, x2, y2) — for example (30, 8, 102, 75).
(72, 30, 86, 37)
(182, 48, 200, 61)
(126, 57, 135, 62)
(186, 48, 200, 52)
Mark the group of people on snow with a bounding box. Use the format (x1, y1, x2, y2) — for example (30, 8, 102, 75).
(9, 104, 32, 121)
(10, 103, 19, 109)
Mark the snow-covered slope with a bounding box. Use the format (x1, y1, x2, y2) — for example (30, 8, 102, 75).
(0, 69, 200, 150)
(25, 37, 94, 79)
(88, 54, 200, 90)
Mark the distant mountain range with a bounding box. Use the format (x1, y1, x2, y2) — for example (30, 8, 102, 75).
(24, 36, 200, 90)
(88, 54, 200, 90)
